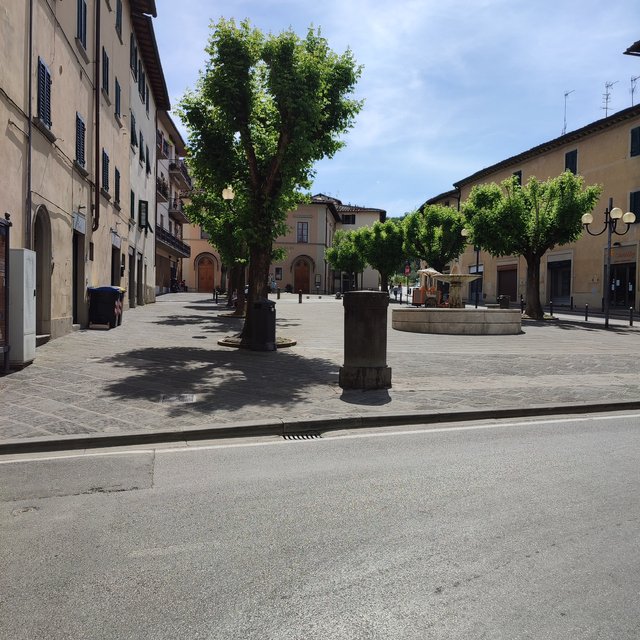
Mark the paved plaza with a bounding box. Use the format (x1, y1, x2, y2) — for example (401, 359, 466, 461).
(1, 292, 640, 452)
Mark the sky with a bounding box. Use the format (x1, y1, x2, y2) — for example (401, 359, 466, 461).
(153, 0, 640, 217)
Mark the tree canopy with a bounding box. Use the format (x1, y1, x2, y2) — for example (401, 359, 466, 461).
(354, 219, 405, 292)
(325, 230, 366, 290)
(403, 205, 466, 272)
(178, 19, 362, 345)
(463, 172, 601, 318)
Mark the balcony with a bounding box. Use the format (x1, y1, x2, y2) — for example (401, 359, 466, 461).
(169, 196, 189, 224)
(156, 176, 169, 202)
(169, 159, 192, 191)
(156, 225, 191, 258)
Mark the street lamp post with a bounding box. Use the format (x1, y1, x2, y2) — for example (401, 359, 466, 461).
(461, 228, 480, 308)
(582, 198, 636, 329)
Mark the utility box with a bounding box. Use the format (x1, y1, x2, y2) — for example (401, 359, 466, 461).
(9, 249, 36, 367)
(251, 298, 276, 351)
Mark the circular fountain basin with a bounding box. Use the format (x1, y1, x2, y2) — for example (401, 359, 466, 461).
(392, 307, 522, 335)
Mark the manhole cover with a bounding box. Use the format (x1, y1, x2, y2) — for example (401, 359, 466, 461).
(160, 394, 197, 404)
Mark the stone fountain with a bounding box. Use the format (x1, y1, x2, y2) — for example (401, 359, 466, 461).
(392, 262, 522, 335)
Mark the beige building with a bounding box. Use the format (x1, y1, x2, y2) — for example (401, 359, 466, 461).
(272, 194, 386, 294)
(181, 194, 387, 295)
(428, 104, 640, 311)
(154, 111, 191, 295)
(1, 0, 167, 348)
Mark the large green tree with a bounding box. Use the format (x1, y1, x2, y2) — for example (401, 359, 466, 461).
(463, 172, 601, 319)
(179, 19, 362, 346)
(326, 230, 366, 291)
(403, 204, 466, 272)
(354, 219, 405, 292)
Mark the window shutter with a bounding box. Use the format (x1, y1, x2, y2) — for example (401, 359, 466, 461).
(631, 127, 640, 158)
(115, 78, 121, 116)
(102, 149, 109, 191)
(115, 168, 120, 203)
(145, 145, 150, 174)
(130, 112, 137, 146)
(75, 113, 85, 166)
(139, 131, 144, 161)
(631, 191, 640, 217)
(37, 59, 47, 123)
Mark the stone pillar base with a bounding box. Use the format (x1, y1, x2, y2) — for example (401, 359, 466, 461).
(339, 365, 392, 390)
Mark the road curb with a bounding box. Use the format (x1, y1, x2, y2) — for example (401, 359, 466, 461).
(2, 401, 640, 455)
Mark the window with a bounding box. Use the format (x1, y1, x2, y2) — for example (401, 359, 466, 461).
(630, 191, 640, 219)
(76, 0, 87, 49)
(102, 47, 109, 94)
(139, 131, 144, 162)
(146, 84, 150, 114)
(160, 214, 164, 230)
(75, 113, 86, 167)
(37, 58, 52, 129)
(297, 221, 309, 243)
(114, 168, 120, 204)
(130, 190, 135, 220)
(130, 33, 138, 78)
(130, 112, 137, 146)
(631, 127, 640, 157)
(115, 0, 123, 38)
(275, 267, 283, 281)
(101, 149, 109, 192)
(565, 149, 578, 174)
(145, 145, 151, 174)
(139, 200, 148, 229)
(115, 78, 121, 118)
(342, 214, 356, 225)
(513, 170, 522, 185)
(200, 228, 210, 239)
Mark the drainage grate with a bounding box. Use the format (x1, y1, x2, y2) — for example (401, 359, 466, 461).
(160, 393, 197, 404)
(283, 431, 322, 440)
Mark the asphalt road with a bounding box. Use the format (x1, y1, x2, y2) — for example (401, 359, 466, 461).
(2, 412, 640, 639)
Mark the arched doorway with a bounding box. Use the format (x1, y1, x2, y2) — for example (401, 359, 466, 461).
(34, 206, 52, 336)
(196, 253, 217, 293)
(294, 258, 311, 293)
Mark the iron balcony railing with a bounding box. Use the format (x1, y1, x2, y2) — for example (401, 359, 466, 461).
(168, 197, 189, 224)
(156, 225, 191, 258)
(169, 159, 192, 189)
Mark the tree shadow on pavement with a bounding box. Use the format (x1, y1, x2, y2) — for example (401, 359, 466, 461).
(524, 319, 631, 333)
(99, 346, 339, 417)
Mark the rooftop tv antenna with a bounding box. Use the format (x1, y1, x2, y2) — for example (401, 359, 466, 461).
(632, 76, 640, 106)
(563, 89, 575, 135)
(602, 80, 618, 117)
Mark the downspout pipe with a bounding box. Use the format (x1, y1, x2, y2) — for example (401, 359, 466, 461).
(26, 0, 34, 249)
(92, 0, 101, 232)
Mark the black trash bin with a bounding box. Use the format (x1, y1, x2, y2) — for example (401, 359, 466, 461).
(498, 295, 510, 309)
(251, 298, 276, 351)
(88, 286, 125, 328)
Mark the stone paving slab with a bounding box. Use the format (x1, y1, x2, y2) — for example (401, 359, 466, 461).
(1, 292, 640, 451)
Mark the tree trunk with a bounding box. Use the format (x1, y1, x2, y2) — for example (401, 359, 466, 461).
(240, 243, 272, 345)
(232, 266, 246, 317)
(524, 254, 544, 319)
(380, 271, 388, 292)
(226, 266, 237, 308)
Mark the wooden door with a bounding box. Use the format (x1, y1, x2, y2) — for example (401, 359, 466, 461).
(198, 257, 215, 293)
(294, 260, 310, 293)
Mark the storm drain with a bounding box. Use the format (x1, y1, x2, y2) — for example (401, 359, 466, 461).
(160, 393, 197, 404)
(283, 431, 322, 440)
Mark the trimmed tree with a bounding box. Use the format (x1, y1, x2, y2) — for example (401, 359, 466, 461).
(178, 19, 362, 345)
(463, 172, 601, 319)
(402, 204, 466, 272)
(354, 219, 405, 292)
(326, 230, 366, 291)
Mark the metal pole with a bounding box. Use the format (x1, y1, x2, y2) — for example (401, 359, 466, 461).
(585, 304, 589, 321)
(475, 246, 480, 308)
(605, 213, 612, 329)
(549, 300, 553, 316)
(630, 307, 634, 327)
(298, 290, 302, 304)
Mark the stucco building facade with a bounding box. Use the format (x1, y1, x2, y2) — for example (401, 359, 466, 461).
(428, 105, 640, 311)
(1, 0, 168, 351)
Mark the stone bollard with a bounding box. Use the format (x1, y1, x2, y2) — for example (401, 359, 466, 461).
(339, 291, 392, 389)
